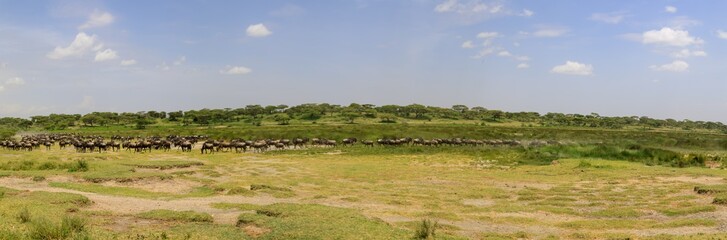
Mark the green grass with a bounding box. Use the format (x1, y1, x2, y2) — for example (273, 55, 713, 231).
(558, 219, 716, 230)
(660, 205, 716, 216)
(28, 216, 89, 240)
(210, 203, 261, 211)
(590, 208, 643, 218)
(234, 203, 438, 240)
(137, 210, 213, 223)
(249, 184, 295, 198)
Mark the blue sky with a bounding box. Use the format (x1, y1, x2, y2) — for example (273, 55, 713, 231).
(1, 0, 727, 122)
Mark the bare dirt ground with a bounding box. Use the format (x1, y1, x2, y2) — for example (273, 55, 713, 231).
(656, 176, 725, 185)
(0, 177, 294, 225)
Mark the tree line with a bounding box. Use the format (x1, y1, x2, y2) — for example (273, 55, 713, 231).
(0, 103, 725, 133)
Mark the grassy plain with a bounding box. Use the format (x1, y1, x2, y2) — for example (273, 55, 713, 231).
(2, 124, 727, 239)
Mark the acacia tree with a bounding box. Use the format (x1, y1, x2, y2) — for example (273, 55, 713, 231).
(81, 114, 102, 126)
(272, 113, 291, 125)
(341, 109, 360, 124)
(379, 113, 397, 123)
(452, 105, 469, 113)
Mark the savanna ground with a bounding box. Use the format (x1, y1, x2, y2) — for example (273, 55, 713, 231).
(4, 124, 727, 239)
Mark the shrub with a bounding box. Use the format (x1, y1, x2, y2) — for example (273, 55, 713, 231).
(37, 162, 57, 170)
(256, 210, 282, 217)
(68, 160, 89, 172)
(414, 219, 438, 240)
(32, 176, 46, 182)
(713, 195, 727, 205)
(694, 185, 727, 195)
(27, 216, 87, 240)
(227, 187, 255, 196)
(577, 160, 592, 168)
(250, 184, 291, 192)
(61, 215, 87, 233)
(18, 208, 31, 223)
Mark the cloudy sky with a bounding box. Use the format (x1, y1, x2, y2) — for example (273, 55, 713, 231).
(1, 1, 727, 122)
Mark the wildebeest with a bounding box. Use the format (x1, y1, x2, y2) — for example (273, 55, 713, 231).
(342, 138, 357, 146)
(201, 142, 215, 154)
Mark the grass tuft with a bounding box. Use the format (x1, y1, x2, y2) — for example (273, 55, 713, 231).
(17, 208, 31, 223)
(68, 160, 89, 172)
(414, 219, 438, 240)
(137, 210, 213, 223)
(27, 216, 88, 240)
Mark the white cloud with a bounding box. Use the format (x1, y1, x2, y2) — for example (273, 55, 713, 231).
(270, 4, 305, 17)
(471, 47, 495, 59)
(533, 26, 568, 37)
(551, 61, 593, 76)
(46, 32, 100, 59)
(246, 23, 272, 37)
(520, 9, 534, 17)
(671, 49, 707, 58)
(173, 56, 186, 65)
(434, 0, 458, 12)
(717, 30, 727, 39)
(5, 77, 25, 86)
(94, 48, 118, 62)
(120, 59, 137, 66)
(0, 104, 49, 115)
(665, 6, 677, 13)
(642, 27, 703, 47)
(79, 96, 94, 109)
(477, 32, 499, 46)
(476, 32, 499, 39)
(434, 0, 505, 15)
(497, 51, 511, 57)
(517, 63, 529, 69)
(159, 62, 170, 71)
(461, 40, 474, 48)
(79, 10, 114, 29)
(0, 85, 5, 92)
(590, 11, 627, 24)
(693, 51, 708, 57)
(220, 66, 252, 75)
(488, 4, 503, 14)
(650, 60, 689, 72)
(669, 16, 700, 29)
(514, 55, 530, 61)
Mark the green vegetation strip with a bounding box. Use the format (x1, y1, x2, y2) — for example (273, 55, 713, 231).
(558, 219, 716, 230)
(137, 210, 213, 223)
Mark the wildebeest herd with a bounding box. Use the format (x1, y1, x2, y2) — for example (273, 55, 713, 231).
(0, 133, 559, 154)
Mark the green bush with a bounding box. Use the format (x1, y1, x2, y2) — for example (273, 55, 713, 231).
(250, 184, 291, 192)
(694, 185, 727, 195)
(27, 216, 88, 240)
(18, 208, 31, 223)
(713, 195, 727, 205)
(414, 219, 438, 240)
(61, 215, 87, 233)
(68, 160, 89, 172)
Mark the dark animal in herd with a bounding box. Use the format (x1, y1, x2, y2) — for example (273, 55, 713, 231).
(1, 134, 553, 154)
